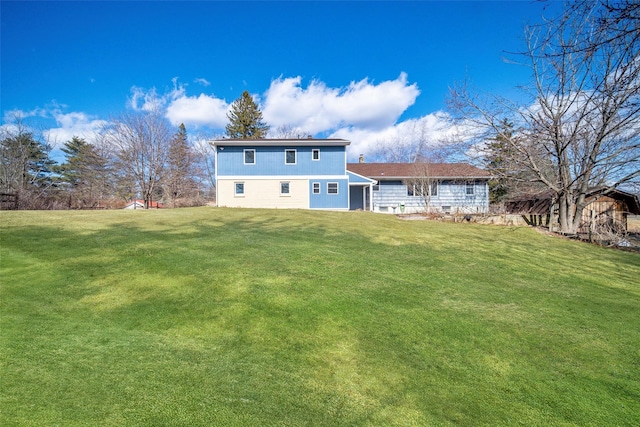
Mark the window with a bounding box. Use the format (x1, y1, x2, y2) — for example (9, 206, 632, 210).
(312, 149, 320, 161)
(235, 182, 245, 196)
(430, 182, 438, 197)
(280, 182, 290, 196)
(407, 184, 425, 197)
(373, 184, 379, 192)
(243, 149, 255, 165)
(285, 149, 297, 164)
(327, 182, 338, 194)
(312, 182, 320, 194)
(466, 182, 474, 195)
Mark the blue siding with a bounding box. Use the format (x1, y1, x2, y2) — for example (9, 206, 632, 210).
(217, 145, 345, 176)
(373, 179, 489, 213)
(309, 179, 349, 209)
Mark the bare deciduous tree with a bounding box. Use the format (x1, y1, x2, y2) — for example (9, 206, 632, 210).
(448, 0, 640, 234)
(403, 161, 442, 214)
(103, 111, 172, 209)
(269, 124, 310, 139)
(370, 118, 458, 163)
(194, 132, 222, 203)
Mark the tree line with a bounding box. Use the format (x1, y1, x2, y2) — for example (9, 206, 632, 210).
(3, 0, 639, 223)
(0, 113, 212, 210)
(0, 89, 273, 210)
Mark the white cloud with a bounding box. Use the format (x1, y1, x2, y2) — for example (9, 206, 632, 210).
(123, 74, 422, 136)
(45, 110, 108, 146)
(3, 107, 47, 124)
(166, 94, 229, 127)
(128, 79, 229, 128)
(262, 73, 420, 134)
(129, 86, 167, 112)
(1, 106, 107, 149)
(194, 78, 211, 87)
(330, 111, 468, 161)
(6, 75, 473, 163)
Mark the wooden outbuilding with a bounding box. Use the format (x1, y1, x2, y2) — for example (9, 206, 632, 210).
(505, 189, 640, 233)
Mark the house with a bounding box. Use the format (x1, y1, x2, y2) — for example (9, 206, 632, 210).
(212, 138, 376, 210)
(505, 189, 640, 233)
(124, 199, 163, 209)
(346, 162, 491, 214)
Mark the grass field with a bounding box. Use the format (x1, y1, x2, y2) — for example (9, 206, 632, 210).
(1, 207, 639, 426)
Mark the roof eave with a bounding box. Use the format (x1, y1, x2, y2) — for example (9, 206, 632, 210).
(211, 138, 350, 147)
(369, 175, 490, 180)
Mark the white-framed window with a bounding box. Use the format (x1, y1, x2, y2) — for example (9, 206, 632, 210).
(285, 149, 297, 165)
(280, 181, 290, 196)
(408, 185, 425, 197)
(373, 184, 380, 192)
(312, 149, 320, 161)
(243, 149, 255, 165)
(327, 182, 338, 194)
(312, 182, 320, 194)
(466, 182, 474, 195)
(234, 182, 245, 196)
(408, 182, 438, 197)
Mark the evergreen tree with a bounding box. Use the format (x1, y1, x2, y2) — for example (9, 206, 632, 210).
(484, 119, 551, 203)
(0, 124, 57, 208)
(484, 119, 514, 203)
(57, 136, 109, 208)
(225, 91, 270, 139)
(0, 129, 54, 192)
(164, 123, 200, 207)
(58, 136, 89, 187)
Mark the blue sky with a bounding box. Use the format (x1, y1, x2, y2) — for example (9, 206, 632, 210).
(1, 1, 561, 159)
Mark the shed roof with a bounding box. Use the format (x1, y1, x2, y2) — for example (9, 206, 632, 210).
(505, 189, 640, 215)
(347, 162, 491, 179)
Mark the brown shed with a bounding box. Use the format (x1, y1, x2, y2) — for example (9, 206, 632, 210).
(505, 189, 640, 233)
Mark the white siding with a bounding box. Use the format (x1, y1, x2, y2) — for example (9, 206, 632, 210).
(217, 179, 309, 209)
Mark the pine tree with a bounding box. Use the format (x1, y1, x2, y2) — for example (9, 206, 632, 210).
(225, 90, 270, 139)
(0, 130, 54, 192)
(163, 124, 202, 207)
(484, 119, 513, 203)
(57, 136, 109, 208)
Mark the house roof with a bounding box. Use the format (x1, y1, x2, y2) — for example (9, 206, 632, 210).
(346, 162, 491, 179)
(347, 170, 377, 185)
(212, 138, 350, 147)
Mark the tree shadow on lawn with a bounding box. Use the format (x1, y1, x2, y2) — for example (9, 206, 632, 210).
(2, 214, 640, 425)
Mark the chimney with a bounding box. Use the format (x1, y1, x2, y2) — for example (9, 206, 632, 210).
(359, 154, 365, 163)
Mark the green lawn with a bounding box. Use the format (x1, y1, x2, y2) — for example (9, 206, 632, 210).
(1, 207, 639, 426)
